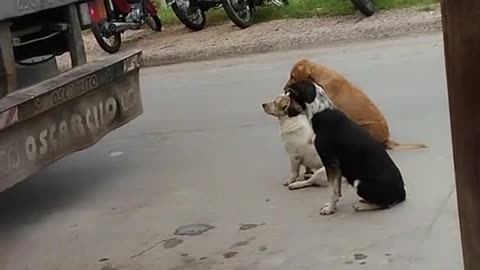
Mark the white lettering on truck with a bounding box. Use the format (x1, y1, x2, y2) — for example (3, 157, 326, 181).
(24, 96, 119, 161)
(0, 145, 20, 174)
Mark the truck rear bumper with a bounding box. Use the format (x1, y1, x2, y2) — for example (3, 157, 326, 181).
(0, 50, 143, 192)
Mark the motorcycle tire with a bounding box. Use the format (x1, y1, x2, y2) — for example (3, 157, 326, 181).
(350, 0, 374, 16)
(222, 0, 255, 29)
(91, 22, 122, 54)
(146, 15, 162, 31)
(171, 3, 206, 31)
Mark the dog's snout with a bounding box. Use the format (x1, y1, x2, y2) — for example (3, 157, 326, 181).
(262, 103, 267, 108)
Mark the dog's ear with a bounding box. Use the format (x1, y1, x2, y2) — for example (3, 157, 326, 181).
(286, 80, 317, 108)
(295, 64, 305, 74)
(285, 86, 304, 110)
(297, 60, 313, 77)
(278, 97, 291, 111)
(286, 99, 302, 117)
(278, 97, 300, 117)
(283, 77, 294, 93)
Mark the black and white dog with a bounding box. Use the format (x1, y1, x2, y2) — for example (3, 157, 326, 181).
(285, 80, 406, 215)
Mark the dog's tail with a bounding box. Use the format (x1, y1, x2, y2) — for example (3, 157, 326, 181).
(385, 139, 427, 150)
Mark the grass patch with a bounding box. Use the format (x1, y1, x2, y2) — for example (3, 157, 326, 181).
(156, 0, 439, 25)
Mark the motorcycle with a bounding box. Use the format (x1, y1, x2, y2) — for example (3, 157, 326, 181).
(165, 0, 287, 30)
(166, 0, 373, 31)
(88, 0, 162, 53)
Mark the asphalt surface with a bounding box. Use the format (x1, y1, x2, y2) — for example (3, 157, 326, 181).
(0, 33, 463, 270)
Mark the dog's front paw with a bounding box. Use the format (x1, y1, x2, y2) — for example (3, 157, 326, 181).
(288, 181, 309, 190)
(353, 202, 366, 212)
(283, 178, 296, 186)
(353, 201, 383, 212)
(320, 203, 336, 215)
(284, 175, 302, 186)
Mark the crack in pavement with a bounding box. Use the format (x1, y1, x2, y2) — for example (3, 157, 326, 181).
(130, 239, 167, 259)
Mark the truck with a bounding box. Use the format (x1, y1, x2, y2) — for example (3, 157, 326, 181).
(0, 0, 143, 192)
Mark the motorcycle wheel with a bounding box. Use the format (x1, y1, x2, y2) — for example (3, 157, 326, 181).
(350, 0, 374, 16)
(171, 2, 207, 31)
(91, 21, 122, 54)
(146, 15, 162, 31)
(222, 0, 255, 29)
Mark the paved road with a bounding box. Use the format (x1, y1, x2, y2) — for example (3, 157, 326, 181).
(0, 33, 462, 270)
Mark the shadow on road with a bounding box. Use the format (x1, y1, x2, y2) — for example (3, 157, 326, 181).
(0, 157, 118, 236)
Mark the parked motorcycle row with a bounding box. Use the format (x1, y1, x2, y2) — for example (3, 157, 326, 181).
(87, 0, 375, 53)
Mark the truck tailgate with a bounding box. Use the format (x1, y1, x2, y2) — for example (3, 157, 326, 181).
(0, 50, 143, 192)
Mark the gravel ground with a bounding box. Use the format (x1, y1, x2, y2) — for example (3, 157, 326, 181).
(59, 5, 442, 67)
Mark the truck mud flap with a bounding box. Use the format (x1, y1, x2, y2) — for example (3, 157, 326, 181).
(0, 50, 143, 192)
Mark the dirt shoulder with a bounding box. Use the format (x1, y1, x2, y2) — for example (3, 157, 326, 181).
(61, 5, 441, 67)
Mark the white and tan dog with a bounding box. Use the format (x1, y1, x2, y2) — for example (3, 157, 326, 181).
(262, 94, 327, 190)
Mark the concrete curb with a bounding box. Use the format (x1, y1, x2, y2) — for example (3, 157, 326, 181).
(143, 19, 442, 67)
(74, 5, 442, 68)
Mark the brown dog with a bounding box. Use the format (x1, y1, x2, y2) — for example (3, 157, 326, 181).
(284, 59, 426, 150)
